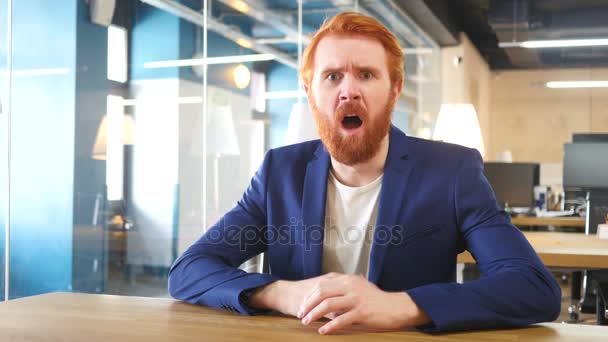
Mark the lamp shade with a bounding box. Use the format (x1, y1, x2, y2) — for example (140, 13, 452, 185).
(433, 103, 485, 157)
(92, 114, 136, 160)
(207, 104, 240, 156)
(285, 102, 319, 145)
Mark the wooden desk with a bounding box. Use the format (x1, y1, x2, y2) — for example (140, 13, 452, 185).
(458, 232, 608, 268)
(511, 216, 586, 228)
(0, 292, 606, 341)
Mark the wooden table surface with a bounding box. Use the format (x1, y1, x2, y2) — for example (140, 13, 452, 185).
(458, 231, 608, 268)
(0, 292, 606, 342)
(510, 216, 586, 228)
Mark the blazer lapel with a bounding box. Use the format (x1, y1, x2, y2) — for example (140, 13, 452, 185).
(368, 126, 414, 285)
(300, 143, 331, 278)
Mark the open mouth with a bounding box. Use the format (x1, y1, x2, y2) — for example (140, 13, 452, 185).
(341, 115, 363, 130)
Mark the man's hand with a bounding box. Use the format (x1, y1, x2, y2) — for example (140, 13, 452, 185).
(296, 273, 431, 334)
(249, 273, 342, 317)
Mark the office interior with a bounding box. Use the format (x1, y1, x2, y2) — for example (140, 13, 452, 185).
(0, 0, 607, 326)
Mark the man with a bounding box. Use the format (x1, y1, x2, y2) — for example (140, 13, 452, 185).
(169, 12, 561, 334)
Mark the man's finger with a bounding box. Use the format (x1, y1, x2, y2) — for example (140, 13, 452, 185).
(302, 296, 353, 325)
(318, 310, 359, 335)
(297, 280, 346, 318)
(322, 272, 341, 279)
(324, 311, 344, 320)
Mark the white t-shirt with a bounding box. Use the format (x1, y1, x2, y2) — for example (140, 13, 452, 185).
(321, 171, 383, 277)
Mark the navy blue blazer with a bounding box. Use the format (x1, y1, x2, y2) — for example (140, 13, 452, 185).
(168, 126, 561, 332)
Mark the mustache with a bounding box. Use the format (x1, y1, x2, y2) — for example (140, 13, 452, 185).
(335, 102, 368, 121)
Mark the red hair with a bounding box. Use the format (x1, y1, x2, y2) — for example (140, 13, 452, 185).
(300, 12, 404, 88)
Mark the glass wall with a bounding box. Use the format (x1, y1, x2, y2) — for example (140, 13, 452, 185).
(1, 0, 440, 299)
(0, 0, 8, 301)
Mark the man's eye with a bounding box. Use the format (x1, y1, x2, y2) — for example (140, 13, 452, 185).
(327, 73, 341, 81)
(361, 71, 373, 79)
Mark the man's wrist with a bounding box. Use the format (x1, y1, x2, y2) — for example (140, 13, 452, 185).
(389, 291, 431, 328)
(250, 280, 285, 311)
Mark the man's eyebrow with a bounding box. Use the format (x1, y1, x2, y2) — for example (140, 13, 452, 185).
(318, 65, 383, 75)
(318, 67, 344, 75)
(357, 66, 383, 74)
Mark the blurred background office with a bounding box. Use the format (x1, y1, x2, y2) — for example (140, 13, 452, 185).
(0, 0, 607, 325)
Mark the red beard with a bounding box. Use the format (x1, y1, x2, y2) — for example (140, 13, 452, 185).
(310, 97, 394, 165)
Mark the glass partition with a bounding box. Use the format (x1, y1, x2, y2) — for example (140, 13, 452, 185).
(3, 0, 441, 299)
(0, 0, 9, 301)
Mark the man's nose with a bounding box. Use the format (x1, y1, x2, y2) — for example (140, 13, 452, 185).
(338, 75, 361, 103)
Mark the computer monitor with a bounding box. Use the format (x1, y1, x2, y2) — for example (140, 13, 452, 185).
(563, 143, 608, 190)
(572, 134, 608, 143)
(483, 162, 540, 208)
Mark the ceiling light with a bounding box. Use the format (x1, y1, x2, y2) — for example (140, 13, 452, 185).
(236, 38, 253, 49)
(546, 81, 608, 88)
(122, 97, 203, 106)
(1, 68, 70, 76)
(230, 0, 250, 14)
(500, 38, 608, 49)
(233, 64, 251, 89)
(144, 54, 275, 68)
(264, 90, 307, 100)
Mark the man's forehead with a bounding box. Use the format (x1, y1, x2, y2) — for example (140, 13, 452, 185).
(313, 34, 388, 72)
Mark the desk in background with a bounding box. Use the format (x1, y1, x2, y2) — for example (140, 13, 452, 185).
(458, 231, 608, 268)
(458, 231, 608, 324)
(511, 216, 586, 229)
(0, 293, 606, 342)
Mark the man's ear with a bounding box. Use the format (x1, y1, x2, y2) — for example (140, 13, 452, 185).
(391, 81, 403, 104)
(303, 81, 314, 103)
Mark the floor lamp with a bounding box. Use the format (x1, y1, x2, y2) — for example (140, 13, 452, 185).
(206, 104, 240, 213)
(92, 112, 136, 226)
(432, 103, 485, 157)
(285, 102, 318, 145)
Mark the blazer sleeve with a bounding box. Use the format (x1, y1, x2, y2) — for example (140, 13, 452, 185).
(168, 150, 280, 315)
(406, 148, 561, 332)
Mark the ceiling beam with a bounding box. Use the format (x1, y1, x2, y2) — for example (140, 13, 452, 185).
(217, 0, 311, 46)
(396, 0, 458, 46)
(140, 0, 298, 68)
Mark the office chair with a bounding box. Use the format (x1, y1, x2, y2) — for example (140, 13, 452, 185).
(573, 193, 608, 325)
